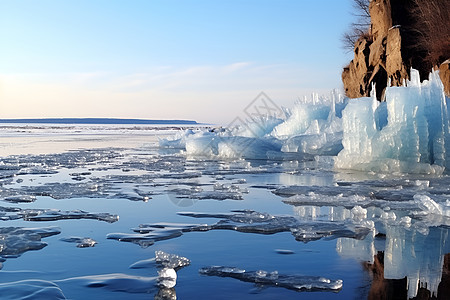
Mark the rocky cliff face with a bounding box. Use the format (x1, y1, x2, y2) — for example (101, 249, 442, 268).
(342, 0, 450, 100)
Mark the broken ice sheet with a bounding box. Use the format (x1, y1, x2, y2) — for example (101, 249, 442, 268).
(3, 195, 37, 203)
(61, 236, 98, 248)
(0, 226, 61, 258)
(155, 250, 190, 270)
(107, 210, 372, 247)
(129, 251, 191, 270)
(0, 206, 118, 223)
(199, 266, 343, 292)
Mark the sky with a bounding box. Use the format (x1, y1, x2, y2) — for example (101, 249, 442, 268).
(0, 0, 354, 124)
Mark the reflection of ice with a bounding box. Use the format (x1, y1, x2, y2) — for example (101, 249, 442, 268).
(199, 266, 343, 292)
(336, 232, 376, 264)
(384, 226, 450, 299)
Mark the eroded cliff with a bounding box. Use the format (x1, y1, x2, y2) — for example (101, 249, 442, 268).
(342, 0, 450, 100)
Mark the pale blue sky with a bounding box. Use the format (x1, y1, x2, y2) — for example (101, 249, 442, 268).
(0, 0, 354, 124)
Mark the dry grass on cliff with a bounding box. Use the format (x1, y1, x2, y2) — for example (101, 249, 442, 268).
(409, 0, 450, 66)
(341, 0, 371, 52)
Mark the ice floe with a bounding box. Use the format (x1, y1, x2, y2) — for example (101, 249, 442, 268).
(107, 210, 372, 247)
(199, 266, 343, 292)
(0, 226, 60, 258)
(60, 236, 98, 248)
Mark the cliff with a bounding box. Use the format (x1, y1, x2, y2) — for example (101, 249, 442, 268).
(342, 0, 450, 100)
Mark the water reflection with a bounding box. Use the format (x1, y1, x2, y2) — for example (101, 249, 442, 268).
(292, 203, 450, 298)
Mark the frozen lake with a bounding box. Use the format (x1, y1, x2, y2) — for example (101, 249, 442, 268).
(0, 124, 449, 299)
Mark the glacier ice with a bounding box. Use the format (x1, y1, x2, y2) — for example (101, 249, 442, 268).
(199, 266, 343, 292)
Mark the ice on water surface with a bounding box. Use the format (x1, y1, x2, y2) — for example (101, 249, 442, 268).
(199, 266, 343, 292)
(107, 210, 372, 246)
(0, 72, 449, 299)
(0, 226, 60, 259)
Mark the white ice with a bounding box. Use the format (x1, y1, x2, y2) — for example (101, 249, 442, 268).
(160, 69, 449, 174)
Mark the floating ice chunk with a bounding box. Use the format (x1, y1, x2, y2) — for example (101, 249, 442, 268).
(414, 194, 443, 215)
(0, 226, 60, 257)
(3, 195, 36, 203)
(290, 222, 371, 243)
(192, 191, 243, 200)
(129, 251, 190, 271)
(0, 206, 118, 223)
(23, 209, 119, 223)
(199, 266, 343, 292)
(0, 280, 66, 299)
(380, 211, 397, 221)
(155, 250, 191, 269)
(108, 210, 372, 247)
(60, 236, 97, 248)
(351, 206, 367, 222)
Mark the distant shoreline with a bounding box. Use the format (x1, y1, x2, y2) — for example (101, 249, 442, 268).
(0, 118, 199, 125)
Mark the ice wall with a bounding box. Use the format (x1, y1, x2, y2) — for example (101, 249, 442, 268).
(160, 69, 449, 173)
(336, 69, 450, 174)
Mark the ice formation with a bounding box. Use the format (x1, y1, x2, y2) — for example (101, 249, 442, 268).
(0, 206, 118, 223)
(336, 70, 450, 174)
(0, 226, 61, 258)
(277, 180, 450, 298)
(199, 266, 343, 292)
(60, 236, 98, 248)
(159, 69, 449, 174)
(160, 91, 346, 160)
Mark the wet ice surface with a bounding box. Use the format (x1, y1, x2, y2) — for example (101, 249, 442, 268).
(107, 210, 371, 246)
(0, 127, 449, 299)
(199, 266, 343, 292)
(0, 227, 61, 258)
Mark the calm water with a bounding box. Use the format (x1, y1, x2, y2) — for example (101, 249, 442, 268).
(0, 124, 448, 299)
